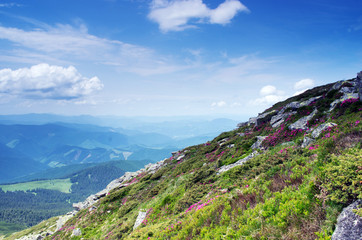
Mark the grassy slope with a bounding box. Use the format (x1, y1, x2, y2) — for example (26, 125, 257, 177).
(7, 80, 362, 240)
(0, 179, 72, 193)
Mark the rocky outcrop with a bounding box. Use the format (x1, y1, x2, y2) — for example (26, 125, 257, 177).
(311, 122, 337, 139)
(289, 109, 318, 130)
(332, 199, 362, 240)
(133, 210, 147, 230)
(71, 228, 82, 237)
(270, 111, 296, 128)
(56, 211, 76, 231)
(301, 136, 314, 148)
(73, 159, 168, 211)
(357, 71, 362, 101)
(251, 136, 267, 150)
(218, 151, 259, 174)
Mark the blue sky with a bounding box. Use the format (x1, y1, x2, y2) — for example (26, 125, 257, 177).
(0, 0, 361, 120)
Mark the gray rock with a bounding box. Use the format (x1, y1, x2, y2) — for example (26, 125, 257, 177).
(311, 122, 337, 139)
(218, 151, 259, 174)
(237, 122, 248, 128)
(289, 109, 318, 130)
(133, 210, 148, 230)
(300, 96, 323, 107)
(248, 117, 257, 125)
(340, 86, 355, 94)
(358, 71, 362, 101)
(72, 228, 82, 237)
(331, 80, 345, 90)
(255, 110, 277, 126)
(332, 199, 362, 240)
(270, 112, 296, 128)
(251, 136, 267, 150)
(301, 137, 314, 148)
(284, 101, 300, 110)
(56, 212, 75, 231)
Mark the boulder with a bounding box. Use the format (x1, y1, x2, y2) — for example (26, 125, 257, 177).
(251, 136, 267, 150)
(300, 96, 323, 107)
(133, 210, 148, 230)
(270, 112, 296, 128)
(332, 199, 362, 240)
(255, 110, 277, 126)
(289, 109, 318, 130)
(72, 228, 82, 237)
(358, 71, 362, 101)
(311, 122, 337, 139)
(284, 101, 300, 110)
(218, 151, 259, 174)
(301, 136, 314, 148)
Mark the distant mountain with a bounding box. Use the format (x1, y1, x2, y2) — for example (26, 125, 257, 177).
(0, 143, 47, 183)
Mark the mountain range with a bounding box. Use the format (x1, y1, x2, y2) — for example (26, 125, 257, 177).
(3, 72, 362, 239)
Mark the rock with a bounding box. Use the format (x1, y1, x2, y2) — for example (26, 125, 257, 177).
(289, 109, 318, 130)
(331, 80, 345, 90)
(56, 212, 75, 231)
(218, 151, 259, 174)
(358, 71, 362, 101)
(300, 96, 323, 107)
(218, 138, 229, 146)
(251, 136, 267, 150)
(237, 132, 246, 137)
(237, 122, 248, 128)
(285, 101, 300, 110)
(301, 136, 314, 148)
(248, 117, 257, 125)
(255, 110, 277, 126)
(17, 234, 44, 240)
(329, 99, 341, 112)
(72, 228, 82, 237)
(332, 199, 362, 240)
(133, 210, 147, 230)
(311, 122, 337, 139)
(227, 144, 235, 148)
(270, 112, 296, 128)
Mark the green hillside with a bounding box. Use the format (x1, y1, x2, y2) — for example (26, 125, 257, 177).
(6, 76, 362, 240)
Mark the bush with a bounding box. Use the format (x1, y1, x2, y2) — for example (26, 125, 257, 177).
(319, 148, 362, 204)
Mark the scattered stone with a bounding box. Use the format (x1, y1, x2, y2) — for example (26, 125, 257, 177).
(72, 228, 82, 237)
(133, 211, 147, 230)
(255, 110, 277, 126)
(301, 136, 314, 148)
(218, 151, 259, 174)
(358, 71, 362, 101)
(332, 199, 362, 240)
(289, 109, 318, 130)
(227, 144, 235, 148)
(237, 132, 246, 137)
(311, 122, 337, 139)
(218, 138, 229, 146)
(251, 136, 267, 150)
(270, 112, 296, 128)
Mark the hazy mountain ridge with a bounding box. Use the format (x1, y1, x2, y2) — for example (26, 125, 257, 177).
(5, 73, 362, 239)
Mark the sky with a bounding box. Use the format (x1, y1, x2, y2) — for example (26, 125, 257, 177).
(0, 0, 361, 120)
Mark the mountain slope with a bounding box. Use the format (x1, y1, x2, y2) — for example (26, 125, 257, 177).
(6, 73, 362, 240)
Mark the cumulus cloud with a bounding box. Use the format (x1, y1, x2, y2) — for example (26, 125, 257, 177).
(293, 78, 315, 95)
(0, 64, 103, 100)
(148, 0, 248, 32)
(252, 85, 287, 106)
(294, 78, 315, 90)
(260, 85, 277, 96)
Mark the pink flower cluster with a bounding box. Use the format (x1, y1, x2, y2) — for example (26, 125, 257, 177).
(264, 124, 304, 147)
(185, 196, 220, 214)
(341, 98, 359, 107)
(308, 145, 319, 150)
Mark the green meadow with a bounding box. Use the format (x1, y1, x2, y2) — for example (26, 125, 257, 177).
(0, 179, 72, 194)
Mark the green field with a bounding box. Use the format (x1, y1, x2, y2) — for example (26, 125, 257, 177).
(0, 179, 72, 193)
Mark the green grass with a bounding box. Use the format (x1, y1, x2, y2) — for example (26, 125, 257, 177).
(0, 222, 25, 237)
(0, 179, 72, 193)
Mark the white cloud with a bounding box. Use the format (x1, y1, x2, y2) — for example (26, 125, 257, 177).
(294, 78, 315, 90)
(0, 24, 184, 76)
(0, 63, 103, 100)
(260, 85, 277, 96)
(293, 78, 315, 95)
(251, 85, 287, 106)
(148, 0, 248, 32)
(211, 100, 227, 107)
